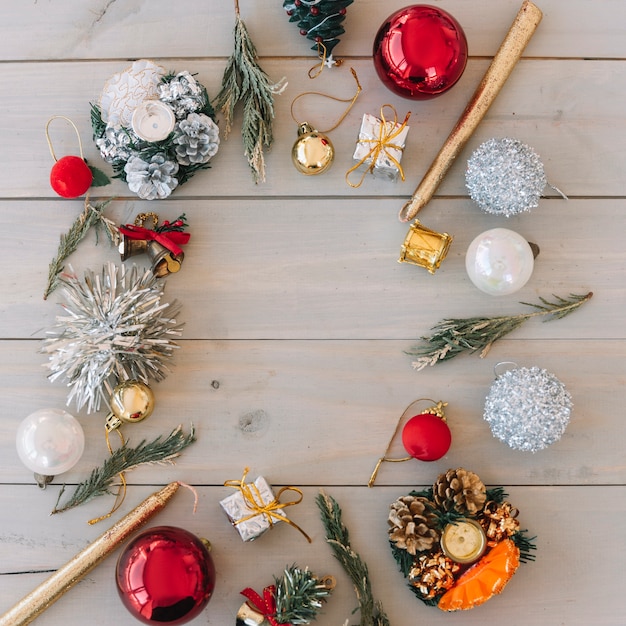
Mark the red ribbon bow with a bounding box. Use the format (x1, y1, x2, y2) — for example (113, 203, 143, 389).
(118, 224, 190, 257)
(240, 585, 291, 626)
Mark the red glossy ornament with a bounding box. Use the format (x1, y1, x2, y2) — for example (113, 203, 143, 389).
(402, 412, 452, 461)
(373, 4, 468, 100)
(116, 526, 216, 624)
(50, 155, 93, 198)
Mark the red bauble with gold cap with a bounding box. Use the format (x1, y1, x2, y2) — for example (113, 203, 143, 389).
(373, 4, 468, 100)
(116, 526, 215, 624)
(402, 411, 452, 461)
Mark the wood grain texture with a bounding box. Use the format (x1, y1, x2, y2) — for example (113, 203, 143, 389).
(1, 1, 624, 624)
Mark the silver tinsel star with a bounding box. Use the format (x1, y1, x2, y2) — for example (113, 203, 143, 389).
(483, 366, 572, 452)
(42, 262, 183, 413)
(465, 137, 548, 217)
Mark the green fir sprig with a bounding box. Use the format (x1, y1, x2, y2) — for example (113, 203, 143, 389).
(213, 0, 287, 183)
(408, 292, 593, 370)
(43, 197, 118, 300)
(51, 424, 196, 515)
(274, 565, 334, 624)
(316, 491, 390, 626)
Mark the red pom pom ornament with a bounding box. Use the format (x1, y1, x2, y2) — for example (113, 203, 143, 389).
(46, 116, 93, 198)
(50, 155, 93, 198)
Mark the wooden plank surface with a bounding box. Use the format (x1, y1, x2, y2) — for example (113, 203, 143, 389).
(1, 1, 624, 625)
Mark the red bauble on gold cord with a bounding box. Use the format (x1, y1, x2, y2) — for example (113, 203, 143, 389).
(116, 526, 215, 624)
(373, 5, 468, 100)
(369, 400, 452, 487)
(402, 411, 451, 461)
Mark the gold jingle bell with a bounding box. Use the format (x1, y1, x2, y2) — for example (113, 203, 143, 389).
(145, 240, 183, 277)
(105, 380, 155, 433)
(235, 602, 266, 626)
(119, 231, 184, 277)
(118, 212, 185, 277)
(291, 123, 334, 175)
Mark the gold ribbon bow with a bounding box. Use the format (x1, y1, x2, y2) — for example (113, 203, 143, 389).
(346, 105, 411, 188)
(224, 468, 312, 543)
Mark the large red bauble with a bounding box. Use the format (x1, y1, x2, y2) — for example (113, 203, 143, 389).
(50, 155, 93, 198)
(373, 5, 468, 100)
(116, 526, 216, 624)
(402, 412, 452, 461)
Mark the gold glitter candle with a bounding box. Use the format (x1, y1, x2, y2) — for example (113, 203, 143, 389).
(0, 482, 182, 626)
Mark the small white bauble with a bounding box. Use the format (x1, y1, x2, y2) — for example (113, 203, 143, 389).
(16, 408, 85, 486)
(465, 228, 535, 296)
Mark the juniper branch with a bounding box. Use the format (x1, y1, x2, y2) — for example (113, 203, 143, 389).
(316, 491, 390, 626)
(51, 424, 196, 515)
(43, 197, 118, 300)
(213, 8, 287, 183)
(407, 292, 593, 370)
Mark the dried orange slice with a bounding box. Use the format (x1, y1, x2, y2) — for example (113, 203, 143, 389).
(437, 538, 520, 611)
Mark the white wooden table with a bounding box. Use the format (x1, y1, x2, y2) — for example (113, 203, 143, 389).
(1, 1, 624, 624)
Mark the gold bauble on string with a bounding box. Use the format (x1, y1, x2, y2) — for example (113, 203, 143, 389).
(291, 122, 335, 175)
(105, 379, 155, 433)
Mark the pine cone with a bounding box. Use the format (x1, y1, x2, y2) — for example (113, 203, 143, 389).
(433, 468, 487, 515)
(125, 153, 179, 200)
(408, 552, 460, 600)
(478, 500, 520, 545)
(173, 113, 220, 165)
(388, 495, 440, 555)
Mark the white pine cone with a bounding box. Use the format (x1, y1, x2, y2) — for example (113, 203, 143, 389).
(173, 113, 220, 165)
(96, 123, 135, 163)
(125, 153, 179, 200)
(158, 71, 207, 117)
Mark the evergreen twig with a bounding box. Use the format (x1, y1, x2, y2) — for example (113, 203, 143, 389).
(43, 197, 118, 299)
(213, 1, 287, 183)
(407, 292, 593, 370)
(274, 564, 334, 624)
(316, 491, 390, 626)
(51, 424, 196, 515)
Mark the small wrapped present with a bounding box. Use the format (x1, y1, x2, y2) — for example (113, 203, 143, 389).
(221, 468, 311, 542)
(348, 106, 411, 186)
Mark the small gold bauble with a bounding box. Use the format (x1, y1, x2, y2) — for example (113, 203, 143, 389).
(291, 122, 334, 175)
(106, 380, 155, 432)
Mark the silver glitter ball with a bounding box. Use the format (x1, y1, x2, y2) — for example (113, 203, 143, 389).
(483, 366, 572, 452)
(465, 137, 547, 217)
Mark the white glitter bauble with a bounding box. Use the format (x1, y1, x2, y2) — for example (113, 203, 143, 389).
(483, 366, 572, 452)
(465, 137, 547, 217)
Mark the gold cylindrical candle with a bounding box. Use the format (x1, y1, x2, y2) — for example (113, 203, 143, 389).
(440, 518, 487, 564)
(0, 482, 181, 626)
(399, 1, 543, 222)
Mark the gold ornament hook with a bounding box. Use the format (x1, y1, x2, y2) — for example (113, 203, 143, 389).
(290, 67, 362, 133)
(368, 399, 447, 487)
